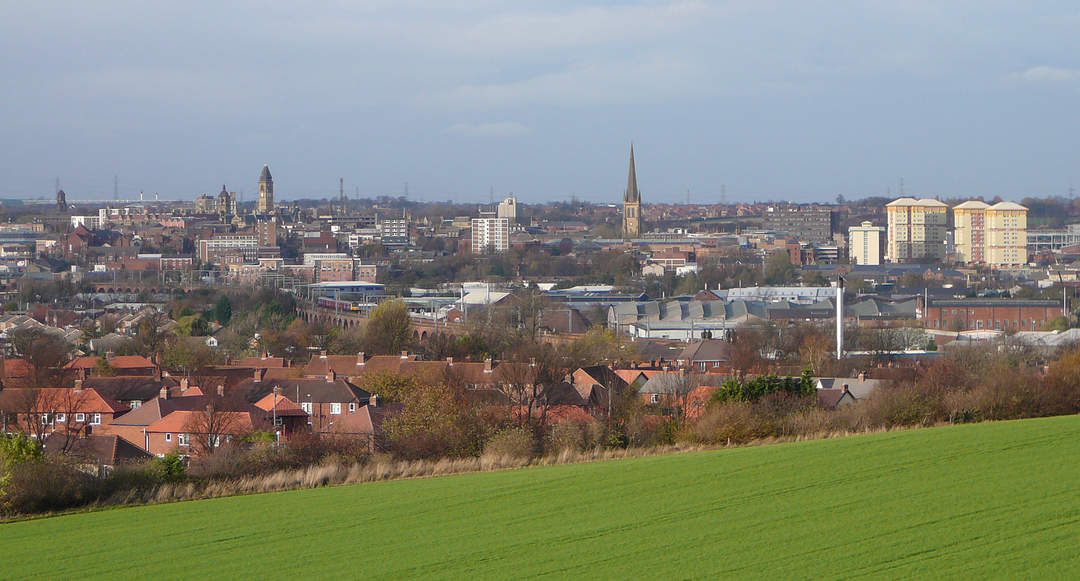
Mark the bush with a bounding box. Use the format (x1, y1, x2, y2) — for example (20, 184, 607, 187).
(482, 428, 537, 460)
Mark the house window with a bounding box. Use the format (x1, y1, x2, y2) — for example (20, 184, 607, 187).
(348, 402, 357, 412)
(40, 413, 51, 425)
(330, 403, 342, 415)
(165, 433, 172, 442)
(90, 413, 102, 425)
(56, 413, 66, 423)
(177, 433, 189, 446)
(75, 412, 85, 423)
(131, 400, 142, 409)
(301, 402, 313, 414)
(650, 394, 660, 404)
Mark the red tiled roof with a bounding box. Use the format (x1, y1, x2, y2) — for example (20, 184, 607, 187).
(66, 355, 156, 370)
(145, 410, 255, 434)
(237, 356, 286, 368)
(0, 358, 35, 378)
(253, 393, 306, 415)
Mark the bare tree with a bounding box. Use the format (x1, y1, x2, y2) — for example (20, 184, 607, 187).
(184, 400, 246, 456)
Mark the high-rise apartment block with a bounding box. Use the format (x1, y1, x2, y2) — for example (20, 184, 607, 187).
(471, 217, 509, 253)
(885, 198, 948, 262)
(953, 200, 1028, 266)
(953, 200, 989, 264)
(848, 221, 885, 265)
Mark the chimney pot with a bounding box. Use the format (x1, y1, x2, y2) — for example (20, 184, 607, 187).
(484, 357, 492, 373)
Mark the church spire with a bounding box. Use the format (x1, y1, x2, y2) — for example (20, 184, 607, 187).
(624, 144, 640, 203)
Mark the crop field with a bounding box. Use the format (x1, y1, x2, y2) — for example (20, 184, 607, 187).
(2, 415, 1079, 579)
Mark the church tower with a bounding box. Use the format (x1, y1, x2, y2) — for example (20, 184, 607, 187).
(257, 164, 274, 214)
(56, 188, 67, 213)
(622, 145, 642, 238)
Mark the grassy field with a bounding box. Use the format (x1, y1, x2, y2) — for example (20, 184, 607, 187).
(2, 416, 1079, 579)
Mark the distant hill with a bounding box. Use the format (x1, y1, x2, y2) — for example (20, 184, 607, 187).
(3, 416, 1079, 578)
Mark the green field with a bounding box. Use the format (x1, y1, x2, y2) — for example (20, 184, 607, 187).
(3, 416, 1079, 579)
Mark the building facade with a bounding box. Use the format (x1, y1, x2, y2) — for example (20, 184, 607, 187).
(848, 222, 885, 266)
(985, 202, 1028, 266)
(256, 164, 274, 214)
(497, 196, 517, 221)
(197, 234, 258, 264)
(952, 200, 1027, 266)
(922, 298, 1061, 331)
(885, 198, 948, 262)
(623, 145, 642, 238)
(471, 217, 509, 253)
(763, 205, 835, 243)
(953, 200, 989, 264)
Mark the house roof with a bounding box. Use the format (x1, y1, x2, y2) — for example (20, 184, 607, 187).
(146, 410, 255, 434)
(44, 434, 152, 465)
(109, 394, 219, 426)
(677, 340, 730, 363)
(327, 403, 404, 435)
(0, 358, 34, 378)
(0, 387, 129, 414)
(237, 356, 286, 368)
(66, 355, 155, 370)
(232, 377, 371, 405)
(253, 393, 307, 416)
(815, 377, 887, 399)
(80, 376, 179, 403)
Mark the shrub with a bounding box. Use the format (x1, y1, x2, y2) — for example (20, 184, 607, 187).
(482, 428, 537, 460)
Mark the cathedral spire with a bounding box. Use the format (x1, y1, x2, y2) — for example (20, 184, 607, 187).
(624, 144, 640, 203)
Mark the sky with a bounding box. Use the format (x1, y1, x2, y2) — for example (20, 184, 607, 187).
(3, 1, 1080, 204)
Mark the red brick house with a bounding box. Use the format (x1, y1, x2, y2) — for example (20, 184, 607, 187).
(143, 409, 258, 457)
(0, 387, 128, 438)
(65, 353, 159, 379)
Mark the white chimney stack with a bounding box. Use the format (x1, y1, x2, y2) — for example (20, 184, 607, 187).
(836, 276, 845, 360)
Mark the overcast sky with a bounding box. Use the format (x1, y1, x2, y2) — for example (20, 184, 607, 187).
(3, 1, 1080, 203)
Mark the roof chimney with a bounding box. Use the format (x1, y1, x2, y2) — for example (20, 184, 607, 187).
(370, 393, 378, 408)
(216, 384, 224, 397)
(484, 357, 492, 373)
(320, 350, 327, 359)
(180, 377, 189, 392)
(73, 379, 83, 391)
(857, 371, 866, 382)
(400, 350, 408, 360)
(253, 368, 261, 383)
(530, 357, 536, 367)
(160, 386, 169, 400)
(327, 369, 336, 382)
(446, 356, 453, 366)
(356, 352, 365, 366)
(105, 350, 115, 362)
